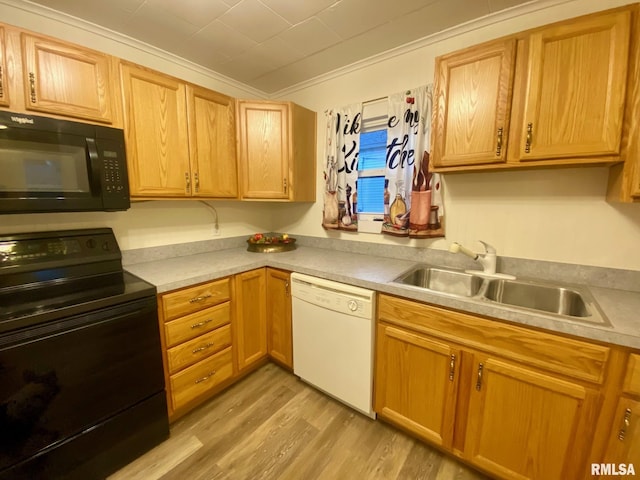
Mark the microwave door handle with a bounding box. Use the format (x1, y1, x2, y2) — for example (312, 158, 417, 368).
(86, 138, 102, 194)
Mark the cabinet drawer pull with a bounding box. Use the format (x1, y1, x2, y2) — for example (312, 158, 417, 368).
(194, 370, 216, 384)
(285, 281, 289, 296)
(190, 318, 213, 329)
(185, 172, 191, 193)
(29, 72, 36, 103)
(192, 342, 214, 354)
(618, 408, 632, 441)
(525, 123, 533, 153)
(283, 178, 288, 194)
(476, 363, 484, 391)
(189, 293, 212, 303)
(449, 354, 456, 381)
(194, 172, 200, 193)
(496, 127, 503, 156)
(0, 66, 4, 97)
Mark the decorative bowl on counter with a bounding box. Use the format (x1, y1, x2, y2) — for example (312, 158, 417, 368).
(246, 233, 296, 253)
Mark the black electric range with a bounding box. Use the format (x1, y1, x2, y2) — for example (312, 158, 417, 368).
(0, 228, 168, 480)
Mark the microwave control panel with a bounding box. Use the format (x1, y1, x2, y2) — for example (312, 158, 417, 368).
(97, 137, 130, 210)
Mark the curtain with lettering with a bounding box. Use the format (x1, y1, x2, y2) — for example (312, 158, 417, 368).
(382, 85, 444, 238)
(322, 104, 362, 231)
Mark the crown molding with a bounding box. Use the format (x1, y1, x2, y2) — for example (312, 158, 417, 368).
(0, 0, 626, 100)
(269, 0, 585, 98)
(0, 0, 267, 99)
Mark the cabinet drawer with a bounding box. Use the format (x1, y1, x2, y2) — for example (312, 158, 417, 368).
(378, 294, 610, 384)
(162, 278, 230, 320)
(170, 347, 233, 411)
(623, 353, 640, 396)
(167, 324, 231, 374)
(164, 302, 230, 348)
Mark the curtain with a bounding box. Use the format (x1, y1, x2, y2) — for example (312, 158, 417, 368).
(382, 85, 444, 238)
(322, 104, 362, 231)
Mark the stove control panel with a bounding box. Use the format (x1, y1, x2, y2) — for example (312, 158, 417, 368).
(0, 229, 120, 267)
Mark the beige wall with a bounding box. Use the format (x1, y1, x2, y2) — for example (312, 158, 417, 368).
(273, 0, 640, 271)
(1, 0, 639, 270)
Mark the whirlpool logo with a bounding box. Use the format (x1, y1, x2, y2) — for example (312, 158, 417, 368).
(10, 116, 34, 124)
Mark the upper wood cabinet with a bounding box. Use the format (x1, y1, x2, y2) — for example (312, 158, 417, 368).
(237, 100, 316, 201)
(21, 33, 116, 124)
(121, 63, 238, 199)
(0, 27, 9, 107)
(266, 268, 293, 369)
(431, 5, 633, 172)
(519, 10, 630, 161)
(121, 63, 191, 197)
(186, 85, 238, 198)
(0, 24, 122, 125)
(432, 39, 516, 168)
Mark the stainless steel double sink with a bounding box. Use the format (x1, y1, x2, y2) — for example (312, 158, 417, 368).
(392, 265, 608, 325)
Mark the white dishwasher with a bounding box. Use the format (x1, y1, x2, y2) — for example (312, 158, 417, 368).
(290, 272, 376, 419)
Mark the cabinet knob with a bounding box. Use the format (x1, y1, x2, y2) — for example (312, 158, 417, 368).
(449, 354, 456, 381)
(525, 123, 533, 153)
(476, 363, 484, 391)
(618, 408, 632, 441)
(194, 370, 217, 384)
(28, 72, 37, 103)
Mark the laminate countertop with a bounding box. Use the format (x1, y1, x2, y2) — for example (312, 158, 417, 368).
(125, 246, 640, 350)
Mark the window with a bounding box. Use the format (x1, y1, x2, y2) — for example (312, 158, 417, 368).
(357, 129, 386, 214)
(356, 100, 387, 232)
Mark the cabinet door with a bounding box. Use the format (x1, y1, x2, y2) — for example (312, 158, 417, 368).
(234, 269, 267, 372)
(465, 355, 599, 480)
(0, 27, 8, 107)
(21, 33, 114, 123)
(432, 39, 516, 168)
(237, 101, 290, 199)
(519, 10, 630, 160)
(266, 268, 292, 369)
(187, 85, 238, 198)
(602, 397, 640, 466)
(121, 63, 190, 197)
(374, 323, 459, 448)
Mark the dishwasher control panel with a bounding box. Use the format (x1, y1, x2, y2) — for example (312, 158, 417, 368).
(290, 273, 374, 320)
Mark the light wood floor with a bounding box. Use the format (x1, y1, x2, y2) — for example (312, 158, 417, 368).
(109, 363, 489, 480)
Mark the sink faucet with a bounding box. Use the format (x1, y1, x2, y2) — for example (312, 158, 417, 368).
(449, 240, 497, 274)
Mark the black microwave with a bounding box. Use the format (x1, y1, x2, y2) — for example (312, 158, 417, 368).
(0, 110, 130, 214)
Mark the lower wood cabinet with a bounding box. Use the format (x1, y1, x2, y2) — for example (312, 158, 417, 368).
(158, 278, 233, 421)
(266, 268, 293, 369)
(375, 293, 611, 480)
(233, 268, 268, 372)
(157, 268, 297, 421)
(374, 323, 459, 449)
(601, 354, 640, 467)
(464, 354, 600, 480)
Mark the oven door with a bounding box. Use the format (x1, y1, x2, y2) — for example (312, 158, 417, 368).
(0, 295, 166, 474)
(0, 126, 103, 214)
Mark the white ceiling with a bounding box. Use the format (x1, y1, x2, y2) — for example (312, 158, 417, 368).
(28, 0, 535, 94)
